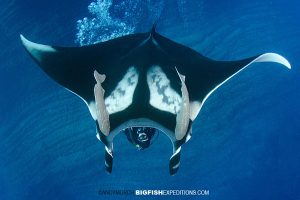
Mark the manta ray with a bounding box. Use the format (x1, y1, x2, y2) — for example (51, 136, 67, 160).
(21, 26, 291, 175)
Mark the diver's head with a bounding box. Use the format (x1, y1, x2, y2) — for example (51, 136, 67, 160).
(125, 127, 157, 150)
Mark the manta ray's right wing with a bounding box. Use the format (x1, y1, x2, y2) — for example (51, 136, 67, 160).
(190, 53, 291, 120)
(152, 32, 291, 175)
(153, 32, 291, 123)
(200, 53, 291, 115)
(171, 54, 291, 175)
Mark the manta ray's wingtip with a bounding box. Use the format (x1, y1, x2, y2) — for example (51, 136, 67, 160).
(20, 34, 57, 62)
(257, 53, 291, 70)
(20, 34, 38, 48)
(20, 34, 25, 41)
(20, 34, 29, 46)
(20, 34, 34, 53)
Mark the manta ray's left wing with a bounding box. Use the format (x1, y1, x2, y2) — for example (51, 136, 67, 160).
(20, 33, 148, 108)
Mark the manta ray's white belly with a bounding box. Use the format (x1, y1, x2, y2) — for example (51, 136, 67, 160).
(105, 65, 182, 116)
(147, 66, 182, 114)
(88, 65, 201, 121)
(105, 66, 139, 114)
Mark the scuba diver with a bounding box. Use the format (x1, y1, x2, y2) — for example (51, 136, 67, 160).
(125, 127, 158, 150)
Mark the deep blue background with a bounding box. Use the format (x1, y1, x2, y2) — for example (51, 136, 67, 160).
(0, 0, 299, 199)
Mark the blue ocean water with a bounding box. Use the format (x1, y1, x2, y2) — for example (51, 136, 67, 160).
(0, 0, 299, 199)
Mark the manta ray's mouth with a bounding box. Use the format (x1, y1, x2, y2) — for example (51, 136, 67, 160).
(101, 118, 175, 141)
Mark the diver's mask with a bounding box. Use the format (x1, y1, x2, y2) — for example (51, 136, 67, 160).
(125, 127, 158, 150)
